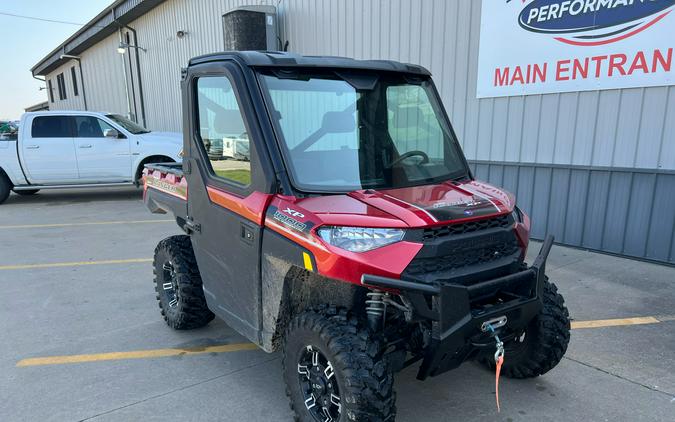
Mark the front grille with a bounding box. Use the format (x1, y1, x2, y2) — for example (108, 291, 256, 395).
(422, 214, 512, 240)
(403, 214, 522, 285)
(405, 237, 520, 276)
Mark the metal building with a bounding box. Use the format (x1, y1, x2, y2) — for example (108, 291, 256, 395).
(31, 0, 675, 265)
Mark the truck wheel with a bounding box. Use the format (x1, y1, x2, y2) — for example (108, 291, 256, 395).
(13, 189, 40, 196)
(0, 174, 10, 204)
(283, 306, 396, 422)
(482, 279, 570, 378)
(153, 235, 214, 330)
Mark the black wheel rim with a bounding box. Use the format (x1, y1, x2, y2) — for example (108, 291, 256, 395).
(297, 345, 341, 422)
(161, 261, 178, 308)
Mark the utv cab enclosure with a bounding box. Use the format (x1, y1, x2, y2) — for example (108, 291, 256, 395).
(144, 51, 570, 422)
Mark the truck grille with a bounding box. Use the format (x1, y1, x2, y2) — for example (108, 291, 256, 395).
(402, 214, 522, 285)
(422, 214, 511, 240)
(405, 237, 520, 275)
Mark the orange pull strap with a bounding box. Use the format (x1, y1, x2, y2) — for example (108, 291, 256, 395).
(495, 354, 504, 412)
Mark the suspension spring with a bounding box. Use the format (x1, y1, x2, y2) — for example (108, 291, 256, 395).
(366, 290, 386, 331)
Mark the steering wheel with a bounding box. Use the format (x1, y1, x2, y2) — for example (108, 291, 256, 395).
(388, 150, 430, 167)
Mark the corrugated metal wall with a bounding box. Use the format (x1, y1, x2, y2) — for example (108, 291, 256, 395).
(46, 33, 130, 115)
(44, 0, 675, 264)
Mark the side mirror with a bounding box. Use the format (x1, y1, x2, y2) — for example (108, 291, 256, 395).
(104, 128, 120, 138)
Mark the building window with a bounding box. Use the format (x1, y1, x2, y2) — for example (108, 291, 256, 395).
(56, 73, 67, 100)
(47, 80, 54, 103)
(71, 66, 79, 96)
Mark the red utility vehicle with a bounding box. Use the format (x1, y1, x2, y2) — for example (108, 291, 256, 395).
(144, 51, 570, 421)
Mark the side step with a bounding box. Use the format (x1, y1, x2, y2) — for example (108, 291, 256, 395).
(13, 182, 136, 191)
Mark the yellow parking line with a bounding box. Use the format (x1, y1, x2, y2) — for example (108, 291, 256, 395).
(16, 343, 259, 367)
(571, 316, 661, 329)
(0, 258, 152, 271)
(15, 315, 670, 368)
(0, 219, 173, 230)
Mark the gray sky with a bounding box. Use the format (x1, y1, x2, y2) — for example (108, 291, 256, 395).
(0, 0, 112, 119)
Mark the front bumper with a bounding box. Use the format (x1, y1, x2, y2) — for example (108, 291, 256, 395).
(362, 235, 554, 380)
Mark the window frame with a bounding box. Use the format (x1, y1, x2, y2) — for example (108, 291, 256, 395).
(192, 73, 255, 193)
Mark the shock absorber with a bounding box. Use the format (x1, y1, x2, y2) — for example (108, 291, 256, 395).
(366, 290, 386, 331)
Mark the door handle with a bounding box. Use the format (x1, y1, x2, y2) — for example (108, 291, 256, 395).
(25, 145, 40, 149)
(79, 144, 93, 149)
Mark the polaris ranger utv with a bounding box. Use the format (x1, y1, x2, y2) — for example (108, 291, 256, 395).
(143, 51, 570, 421)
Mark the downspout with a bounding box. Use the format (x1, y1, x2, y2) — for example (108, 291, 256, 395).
(113, 8, 133, 120)
(123, 24, 147, 128)
(78, 61, 89, 111)
(124, 32, 139, 121)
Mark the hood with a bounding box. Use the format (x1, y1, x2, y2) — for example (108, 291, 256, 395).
(296, 180, 515, 228)
(138, 132, 183, 144)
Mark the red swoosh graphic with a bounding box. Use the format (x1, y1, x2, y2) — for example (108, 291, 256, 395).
(555, 11, 670, 46)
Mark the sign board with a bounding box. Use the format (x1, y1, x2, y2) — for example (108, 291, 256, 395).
(477, 0, 675, 98)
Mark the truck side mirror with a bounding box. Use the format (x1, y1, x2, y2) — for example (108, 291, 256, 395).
(104, 128, 121, 139)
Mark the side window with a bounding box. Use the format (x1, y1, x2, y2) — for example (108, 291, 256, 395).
(196, 76, 251, 186)
(386, 85, 444, 160)
(74, 116, 115, 138)
(31, 116, 73, 138)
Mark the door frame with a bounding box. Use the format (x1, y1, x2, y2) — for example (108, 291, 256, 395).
(181, 60, 277, 342)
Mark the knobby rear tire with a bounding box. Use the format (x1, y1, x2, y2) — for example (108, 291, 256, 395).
(153, 235, 214, 330)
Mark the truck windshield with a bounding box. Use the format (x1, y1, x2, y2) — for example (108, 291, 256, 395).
(258, 70, 468, 192)
(106, 114, 150, 134)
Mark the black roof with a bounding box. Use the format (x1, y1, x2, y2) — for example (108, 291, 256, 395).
(189, 51, 431, 75)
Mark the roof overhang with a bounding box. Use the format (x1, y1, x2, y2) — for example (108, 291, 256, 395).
(31, 0, 166, 77)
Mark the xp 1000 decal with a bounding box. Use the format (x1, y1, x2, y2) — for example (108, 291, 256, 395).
(477, 0, 675, 97)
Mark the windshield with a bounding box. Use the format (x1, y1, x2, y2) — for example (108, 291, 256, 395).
(106, 114, 150, 134)
(259, 70, 468, 192)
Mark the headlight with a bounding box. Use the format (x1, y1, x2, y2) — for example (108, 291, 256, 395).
(316, 226, 405, 252)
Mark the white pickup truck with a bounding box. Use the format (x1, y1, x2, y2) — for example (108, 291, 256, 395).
(0, 111, 182, 204)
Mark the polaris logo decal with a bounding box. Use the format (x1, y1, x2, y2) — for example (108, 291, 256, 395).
(518, 0, 675, 46)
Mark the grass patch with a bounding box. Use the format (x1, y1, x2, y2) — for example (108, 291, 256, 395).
(214, 169, 251, 185)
